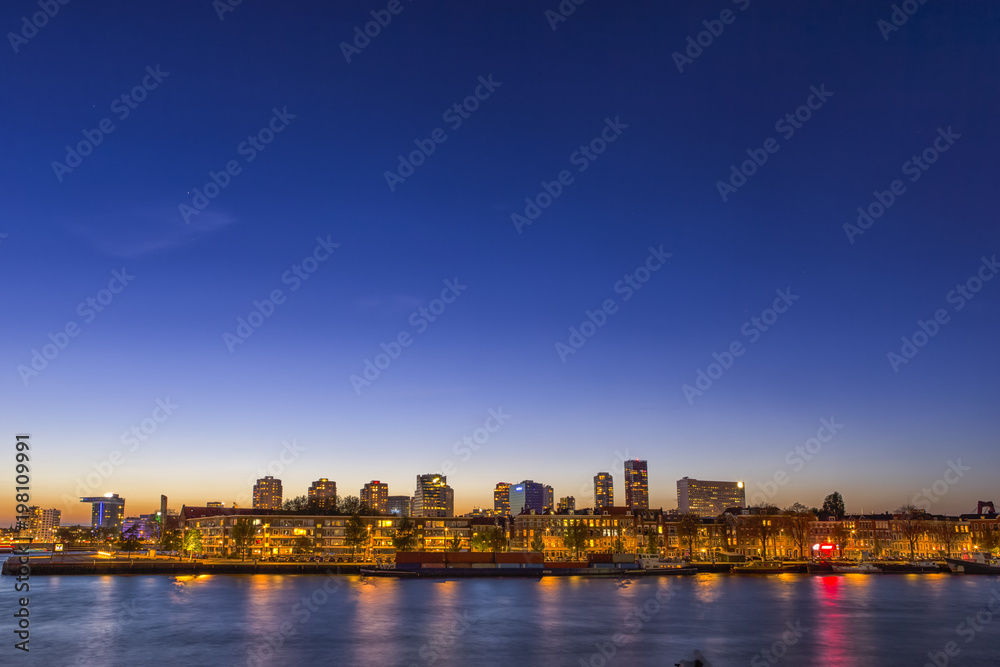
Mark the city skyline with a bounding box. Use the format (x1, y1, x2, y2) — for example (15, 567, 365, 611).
(4, 1, 998, 527)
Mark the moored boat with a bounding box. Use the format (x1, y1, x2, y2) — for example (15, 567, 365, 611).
(945, 553, 1000, 574)
(731, 561, 798, 574)
(832, 562, 881, 574)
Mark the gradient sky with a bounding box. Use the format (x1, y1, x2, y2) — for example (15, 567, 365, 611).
(3, 1, 998, 525)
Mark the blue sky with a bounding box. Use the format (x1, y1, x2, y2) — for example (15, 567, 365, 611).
(2, 0, 998, 524)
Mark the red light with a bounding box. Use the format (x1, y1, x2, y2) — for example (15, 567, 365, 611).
(819, 544, 835, 551)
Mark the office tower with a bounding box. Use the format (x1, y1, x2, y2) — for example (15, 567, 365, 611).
(543, 485, 554, 511)
(160, 495, 168, 518)
(444, 486, 455, 517)
(677, 477, 746, 517)
(624, 460, 649, 511)
(308, 478, 337, 511)
(509, 480, 546, 516)
(387, 495, 411, 517)
(26, 507, 60, 542)
(594, 472, 614, 509)
(413, 474, 450, 517)
(494, 482, 511, 515)
(253, 476, 283, 510)
(80, 494, 126, 530)
(557, 496, 576, 513)
(360, 480, 389, 513)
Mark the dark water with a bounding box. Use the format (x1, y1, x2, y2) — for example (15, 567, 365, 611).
(3, 573, 1000, 666)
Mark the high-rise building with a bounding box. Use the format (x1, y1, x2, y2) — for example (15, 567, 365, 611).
(444, 486, 455, 517)
(80, 494, 126, 530)
(253, 476, 283, 510)
(207, 501, 224, 508)
(624, 460, 649, 511)
(594, 472, 614, 509)
(544, 485, 554, 511)
(677, 477, 746, 517)
(387, 495, 411, 517)
(557, 496, 576, 513)
(26, 507, 60, 541)
(509, 480, 546, 516)
(494, 483, 511, 515)
(413, 474, 450, 517)
(360, 481, 389, 514)
(308, 478, 337, 511)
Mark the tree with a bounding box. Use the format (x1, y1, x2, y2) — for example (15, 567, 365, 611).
(830, 524, 851, 558)
(783, 505, 816, 559)
(294, 536, 314, 555)
(896, 505, 927, 559)
(55, 527, 81, 547)
(747, 504, 779, 560)
(449, 534, 463, 552)
(676, 513, 701, 559)
(231, 518, 259, 561)
(934, 521, 959, 557)
(161, 529, 182, 555)
(116, 525, 143, 558)
(644, 529, 658, 555)
(339, 496, 364, 516)
(562, 520, 589, 559)
(392, 517, 417, 552)
(977, 528, 999, 556)
(344, 514, 368, 559)
(488, 526, 508, 552)
(93, 526, 118, 549)
(822, 492, 846, 520)
(283, 495, 310, 512)
(530, 532, 545, 553)
(183, 530, 203, 558)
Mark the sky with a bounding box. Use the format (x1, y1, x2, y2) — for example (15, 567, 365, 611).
(2, 1, 998, 525)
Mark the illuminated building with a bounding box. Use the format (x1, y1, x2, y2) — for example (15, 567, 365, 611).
(509, 480, 546, 516)
(558, 496, 576, 513)
(207, 501, 224, 508)
(676, 477, 746, 517)
(80, 494, 126, 530)
(25, 507, 60, 541)
(413, 474, 451, 517)
(494, 482, 511, 515)
(594, 472, 614, 509)
(308, 478, 337, 511)
(624, 460, 649, 511)
(253, 476, 283, 510)
(544, 485, 554, 511)
(360, 480, 389, 513)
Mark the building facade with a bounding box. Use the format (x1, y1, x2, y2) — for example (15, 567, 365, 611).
(413, 474, 451, 517)
(308, 478, 337, 511)
(253, 476, 283, 510)
(26, 507, 61, 542)
(558, 496, 576, 513)
(624, 460, 649, 511)
(510, 480, 546, 516)
(80, 494, 126, 530)
(594, 472, 613, 510)
(494, 483, 511, 515)
(386, 495, 411, 517)
(360, 481, 389, 514)
(677, 477, 746, 517)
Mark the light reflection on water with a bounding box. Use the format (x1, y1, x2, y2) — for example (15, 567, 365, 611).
(5, 573, 1000, 666)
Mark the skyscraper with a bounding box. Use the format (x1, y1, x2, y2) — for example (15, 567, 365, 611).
(509, 480, 546, 516)
(494, 482, 511, 515)
(308, 478, 337, 511)
(413, 474, 450, 517)
(557, 496, 576, 512)
(624, 460, 649, 511)
(677, 477, 746, 517)
(594, 472, 614, 509)
(543, 485, 554, 511)
(360, 480, 389, 513)
(80, 494, 126, 530)
(253, 476, 283, 510)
